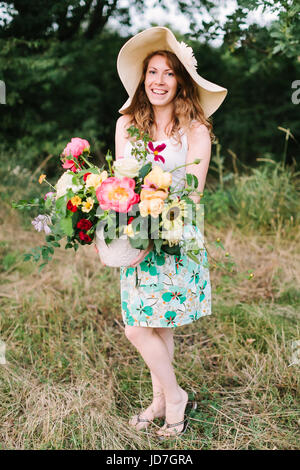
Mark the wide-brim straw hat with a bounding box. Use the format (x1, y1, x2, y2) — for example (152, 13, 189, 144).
(117, 26, 228, 118)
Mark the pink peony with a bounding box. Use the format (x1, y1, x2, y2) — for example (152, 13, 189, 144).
(63, 138, 90, 159)
(96, 177, 140, 213)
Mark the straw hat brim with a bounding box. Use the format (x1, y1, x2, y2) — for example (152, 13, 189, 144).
(117, 26, 228, 118)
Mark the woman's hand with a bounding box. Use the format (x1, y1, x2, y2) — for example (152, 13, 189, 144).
(94, 243, 106, 267)
(129, 240, 153, 268)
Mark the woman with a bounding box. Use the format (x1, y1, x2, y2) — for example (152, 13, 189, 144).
(100, 27, 227, 438)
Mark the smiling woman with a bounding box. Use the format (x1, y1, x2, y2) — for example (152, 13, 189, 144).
(144, 56, 178, 108)
(102, 26, 228, 439)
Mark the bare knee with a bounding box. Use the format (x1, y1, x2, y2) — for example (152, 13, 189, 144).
(155, 327, 173, 340)
(124, 325, 154, 344)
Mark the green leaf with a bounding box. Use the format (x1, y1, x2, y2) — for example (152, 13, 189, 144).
(38, 262, 48, 272)
(139, 162, 152, 179)
(187, 252, 201, 264)
(55, 196, 67, 216)
(162, 244, 181, 256)
(186, 173, 193, 186)
(44, 196, 53, 210)
(153, 238, 163, 255)
(192, 174, 199, 188)
(129, 237, 148, 250)
(60, 217, 73, 237)
(42, 246, 51, 260)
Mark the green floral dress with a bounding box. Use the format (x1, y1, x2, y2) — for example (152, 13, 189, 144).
(120, 244, 211, 328)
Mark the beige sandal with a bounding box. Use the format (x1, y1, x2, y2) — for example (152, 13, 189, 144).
(129, 412, 152, 429)
(156, 400, 197, 440)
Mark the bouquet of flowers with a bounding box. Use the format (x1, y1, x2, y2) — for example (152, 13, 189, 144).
(12, 126, 206, 270)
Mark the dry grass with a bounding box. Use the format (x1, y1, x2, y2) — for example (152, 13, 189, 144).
(0, 196, 299, 450)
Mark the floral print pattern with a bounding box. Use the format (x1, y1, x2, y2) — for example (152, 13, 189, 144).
(120, 245, 212, 328)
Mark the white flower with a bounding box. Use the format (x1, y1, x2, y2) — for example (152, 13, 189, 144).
(55, 171, 82, 199)
(113, 158, 141, 179)
(177, 41, 198, 70)
(32, 214, 52, 235)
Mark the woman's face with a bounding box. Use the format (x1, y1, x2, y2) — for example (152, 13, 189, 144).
(144, 55, 178, 107)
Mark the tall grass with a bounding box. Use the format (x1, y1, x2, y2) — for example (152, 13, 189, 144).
(0, 148, 299, 450)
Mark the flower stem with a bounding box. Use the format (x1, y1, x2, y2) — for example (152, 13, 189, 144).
(45, 179, 56, 191)
(169, 159, 202, 174)
(79, 153, 94, 168)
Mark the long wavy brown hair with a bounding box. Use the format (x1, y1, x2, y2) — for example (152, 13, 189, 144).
(123, 50, 215, 146)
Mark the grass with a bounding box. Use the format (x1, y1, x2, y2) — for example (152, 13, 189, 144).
(0, 157, 299, 450)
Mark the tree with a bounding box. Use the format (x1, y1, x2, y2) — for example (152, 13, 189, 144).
(0, 0, 147, 40)
(176, 0, 300, 61)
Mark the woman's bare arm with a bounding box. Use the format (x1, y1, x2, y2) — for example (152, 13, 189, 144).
(115, 114, 133, 159)
(185, 122, 212, 204)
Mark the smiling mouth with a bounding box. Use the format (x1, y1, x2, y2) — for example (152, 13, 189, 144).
(151, 89, 168, 95)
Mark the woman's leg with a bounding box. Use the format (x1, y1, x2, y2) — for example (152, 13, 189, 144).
(150, 327, 175, 401)
(149, 328, 175, 399)
(125, 325, 188, 435)
(129, 328, 175, 429)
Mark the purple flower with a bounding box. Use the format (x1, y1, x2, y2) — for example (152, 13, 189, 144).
(32, 215, 52, 235)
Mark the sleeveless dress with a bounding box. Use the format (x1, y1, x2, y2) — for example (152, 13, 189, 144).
(119, 128, 212, 328)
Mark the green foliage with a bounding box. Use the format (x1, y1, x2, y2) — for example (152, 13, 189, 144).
(0, 31, 126, 174)
(203, 158, 300, 233)
(0, 1, 298, 173)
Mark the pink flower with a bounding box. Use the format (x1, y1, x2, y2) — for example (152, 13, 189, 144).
(44, 191, 54, 200)
(96, 177, 140, 213)
(62, 159, 81, 173)
(148, 142, 166, 164)
(63, 138, 90, 159)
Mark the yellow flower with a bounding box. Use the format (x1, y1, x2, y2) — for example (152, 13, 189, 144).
(139, 198, 165, 218)
(124, 224, 134, 238)
(144, 166, 172, 190)
(39, 174, 46, 184)
(82, 197, 94, 213)
(85, 171, 108, 190)
(71, 195, 82, 207)
(140, 188, 168, 201)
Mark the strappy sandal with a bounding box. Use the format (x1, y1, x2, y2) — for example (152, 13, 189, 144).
(129, 412, 152, 430)
(156, 400, 197, 440)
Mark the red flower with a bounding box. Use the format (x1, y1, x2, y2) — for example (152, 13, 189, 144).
(67, 200, 78, 212)
(83, 172, 91, 181)
(128, 217, 134, 225)
(79, 231, 92, 243)
(62, 159, 81, 173)
(148, 142, 166, 164)
(77, 219, 92, 231)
